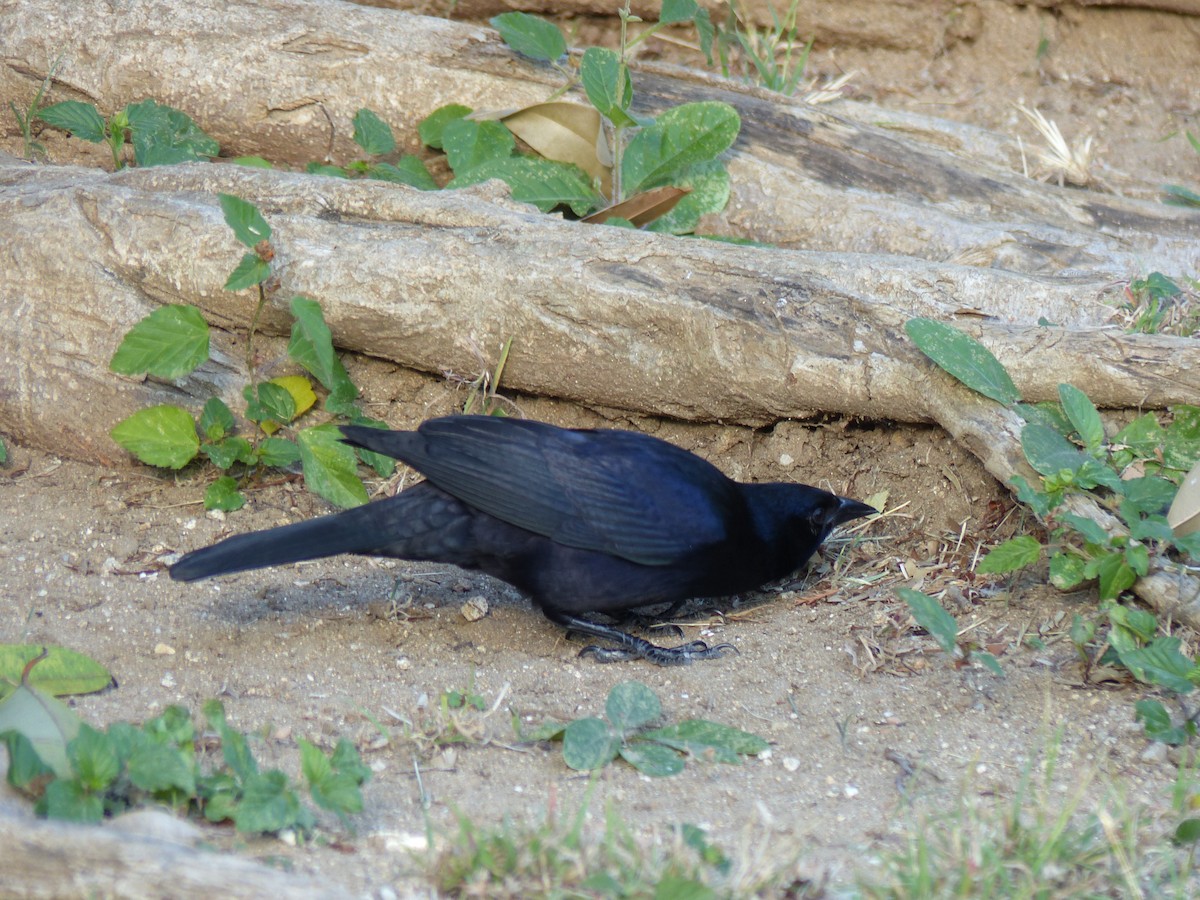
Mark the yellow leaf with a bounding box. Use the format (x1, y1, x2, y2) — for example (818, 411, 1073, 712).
(270, 375, 316, 418)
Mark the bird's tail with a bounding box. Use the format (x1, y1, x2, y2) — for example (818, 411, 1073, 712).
(169, 502, 390, 582)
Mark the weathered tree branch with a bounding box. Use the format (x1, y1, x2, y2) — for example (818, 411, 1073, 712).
(2, 0, 1197, 283)
(3, 158, 1197, 460)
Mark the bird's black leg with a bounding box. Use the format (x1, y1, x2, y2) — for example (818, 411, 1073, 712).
(543, 610, 736, 665)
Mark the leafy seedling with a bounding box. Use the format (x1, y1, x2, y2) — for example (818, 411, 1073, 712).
(306, 108, 436, 190)
(529, 681, 767, 777)
(38, 98, 217, 170)
(897, 588, 1003, 676)
(109, 194, 387, 509)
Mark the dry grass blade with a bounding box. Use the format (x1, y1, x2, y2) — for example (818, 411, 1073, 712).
(1015, 103, 1094, 187)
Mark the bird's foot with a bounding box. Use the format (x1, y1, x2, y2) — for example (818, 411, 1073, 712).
(579, 640, 738, 666)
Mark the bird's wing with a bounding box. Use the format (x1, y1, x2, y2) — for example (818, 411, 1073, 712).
(367, 417, 738, 566)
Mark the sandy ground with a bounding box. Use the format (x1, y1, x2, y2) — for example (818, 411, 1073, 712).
(2, 0, 1199, 895)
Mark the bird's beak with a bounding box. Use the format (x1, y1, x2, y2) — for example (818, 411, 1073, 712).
(828, 497, 877, 528)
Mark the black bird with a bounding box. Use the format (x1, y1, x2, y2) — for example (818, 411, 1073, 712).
(170, 416, 874, 664)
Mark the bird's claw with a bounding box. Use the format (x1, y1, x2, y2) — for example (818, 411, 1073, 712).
(579, 639, 738, 665)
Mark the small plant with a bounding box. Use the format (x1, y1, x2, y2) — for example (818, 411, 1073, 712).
(36, 98, 218, 170)
(109, 194, 393, 510)
(859, 739, 1188, 897)
(713, 0, 814, 96)
(306, 107, 436, 190)
(905, 317, 1200, 742)
(897, 587, 1003, 676)
(432, 785, 800, 897)
(0, 655, 368, 835)
(1162, 131, 1200, 209)
(1113, 271, 1199, 337)
(9, 55, 63, 159)
(412, 1, 740, 234)
(524, 680, 767, 776)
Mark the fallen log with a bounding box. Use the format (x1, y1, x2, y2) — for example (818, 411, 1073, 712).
(2, 0, 1197, 281)
(3, 158, 1197, 461)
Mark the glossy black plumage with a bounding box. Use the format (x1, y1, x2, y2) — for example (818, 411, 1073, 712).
(170, 416, 874, 664)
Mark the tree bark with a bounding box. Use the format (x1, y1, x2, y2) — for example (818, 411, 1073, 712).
(2, 0, 1197, 282)
(3, 157, 1197, 461)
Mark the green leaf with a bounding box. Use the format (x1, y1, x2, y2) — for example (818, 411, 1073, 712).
(1010, 474, 1056, 519)
(1049, 552, 1087, 590)
(442, 119, 515, 174)
(1165, 405, 1200, 472)
(1073, 458, 1122, 492)
(199, 397, 235, 441)
(905, 318, 1020, 406)
(0, 677, 82, 779)
(243, 382, 296, 427)
(202, 436, 255, 470)
(66, 725, 119, 792)
(330, 738, 370, 784)
(258, 437, 301, 468)
(1130, 271, 1182, 301)
(127, 736, 196, 796)
(297, 424, 369, 508)
(1135, 699, 1192, 745)
(224, 252, 272, 291)
(369, 157, 437, 191)
(306, 162, 348, 178)
(218, 194, 272, 248)
(622, 102, 740, 195)
(231, 155, 273, 169)
(1176, 819, 1200, 844)
(490, 12, 566, 62)
(352, 108, 395, 156)
(0, 438, 6, 465)
(562, 717, 619, 771)
(0, 645, 113, 701)
(619, 741, 684, 777)
(971, 650, 1004, 677)
(1095, 551, 1137, 600)
(204, 476, 246, 512)
(234, 770, 303, 834)
(1120, 636, 1195, 693)
(1163, 185, 1200, 208)
(661, 0, 700, 24)
(1015, 402, 1074, 437)
(1113, 413, 1165, 460)
(976, 535, 1041, 574)
(449, 156, 601, 215)
(1060, 513, 1110, 547)
(39, 778, 103, 823)
(125, 100, 219, 166)
(0, 730, 56, 792)
(1128, 513, 1175, 544)
(109, 305, 210, 381)
(110, 405, 199, 469)
(38, 101, 107, 143)
(1125, 541, 1150, 577)
(641, 719, 768, 760)
(303, 739, 366, 820)
(897, 587, 958, 654)
(1107, 604, 1158, 643)
(694, 8, 716, 65)
(1021, 423, 1089, 477)
(343, 416, 395, 477)
(1069, 613, 1095, 649)
(419, 104, 473, 150)
(1120, 476, 1177, 515)
(204, 700, 258, 781)
(288, 296, 352, 393)
(1058, 384, 1104, 453)
(645, 160, 730, 235)
(580, 47, 634, 125)
(606, 681, 661, 733)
